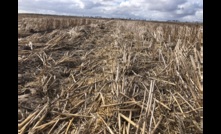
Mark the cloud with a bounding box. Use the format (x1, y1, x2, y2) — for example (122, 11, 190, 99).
(18, 0, 203, 22)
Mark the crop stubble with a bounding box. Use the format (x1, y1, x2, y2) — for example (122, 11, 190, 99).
(18, 14, 203, 134)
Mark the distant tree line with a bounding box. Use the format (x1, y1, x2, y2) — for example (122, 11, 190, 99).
(18, 13, 202, 24)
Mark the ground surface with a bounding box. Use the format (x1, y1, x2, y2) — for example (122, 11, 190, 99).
(18, 14, 203, 134)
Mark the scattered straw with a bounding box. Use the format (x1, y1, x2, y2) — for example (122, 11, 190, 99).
(18, 14, 203, 133)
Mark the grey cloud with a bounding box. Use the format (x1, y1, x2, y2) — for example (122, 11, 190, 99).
(18, 0, 203, 22)
(147, 0, 187, 12)
(171, 2, 203, 20)
(19, 1, 75, 14)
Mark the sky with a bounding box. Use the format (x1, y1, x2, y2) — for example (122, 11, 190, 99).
(18, 0, 203, 22)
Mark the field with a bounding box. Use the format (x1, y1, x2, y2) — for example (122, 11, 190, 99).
(18, 14, 203, 134)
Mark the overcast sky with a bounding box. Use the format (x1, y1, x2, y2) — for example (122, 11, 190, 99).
(18, 0, 203, 22)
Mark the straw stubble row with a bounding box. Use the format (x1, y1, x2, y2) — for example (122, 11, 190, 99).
(18, 15, 203, 134)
